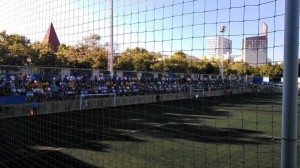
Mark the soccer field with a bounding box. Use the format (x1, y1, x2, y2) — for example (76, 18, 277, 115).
(0, 92, 298, 167)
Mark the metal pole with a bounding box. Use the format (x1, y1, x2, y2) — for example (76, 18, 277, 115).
(281, 0, 299, 167)
(221, 34, 224, 82)
(219, 25, 225, 82)
(109, 0, 114, 78)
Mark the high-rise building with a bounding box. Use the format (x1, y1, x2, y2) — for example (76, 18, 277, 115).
(42, 23, 60, 52)
(207, 36, 232, 58)
(242, 22, 268, 65)
(262, 22, 268, 36)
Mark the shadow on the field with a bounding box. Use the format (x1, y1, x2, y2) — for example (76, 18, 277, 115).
(136, 122, 271, 145)
(219, 93, 283, 106)
(105, 102, 273, 145)
(0, 148, 99, 168)
(0, 93, 279, 167)
(0, 112, 145, 167)
(91, 96, 276, 145)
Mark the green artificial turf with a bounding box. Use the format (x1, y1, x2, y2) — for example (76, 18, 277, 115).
(0, 92, 298, 167)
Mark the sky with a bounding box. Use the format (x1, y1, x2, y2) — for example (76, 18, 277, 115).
(0, 0, 287, 62)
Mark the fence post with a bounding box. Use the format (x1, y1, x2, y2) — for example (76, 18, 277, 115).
(281, 0, 299, 167)
(109, 0, 114, 78)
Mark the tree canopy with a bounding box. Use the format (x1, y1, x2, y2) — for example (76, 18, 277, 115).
(0, 31, 285, 77)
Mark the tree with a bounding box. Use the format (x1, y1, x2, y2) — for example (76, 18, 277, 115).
(272, 64, 283, 77)
(115, 47, 156, 71)
(195, 58, 210, 73)
(81, 34, 101, 50)
(115, 48, 134, 71)
(31, 42, 58, 66)
(133, 52, 156, 71)
(259, 64, 273, 76)
(258, 63, 283, 78)
(55, 34, 108, 69)
(86, 47, 108, 69)
(204, 62, 216, 74)
(227, 62, 251, 76)
(172, 51, 187, 60)
(152, 60, 165, 72)
(168, 51, 189, 73)
(0, 31, 31, 65)
(187, 60, 201, 73)
(55, 44, 77, 67)
(0, 31, 9, 64)
(78, 34, 108, 69)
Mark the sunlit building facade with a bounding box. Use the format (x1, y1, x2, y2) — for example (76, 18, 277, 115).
(207, 36, 232, 58)
(242, 22, 268, 65)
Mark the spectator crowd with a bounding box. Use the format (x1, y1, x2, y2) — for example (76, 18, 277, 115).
(0, 73, 248, 103)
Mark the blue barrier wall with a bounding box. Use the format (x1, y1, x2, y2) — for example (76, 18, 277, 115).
(0, 96, 27, 105)
(253, 77, 263, 84)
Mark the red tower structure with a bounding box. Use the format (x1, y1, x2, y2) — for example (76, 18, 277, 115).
(42, 23, 60, 52)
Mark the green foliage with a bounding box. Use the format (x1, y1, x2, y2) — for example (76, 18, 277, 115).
(115, 47, 156, 71)
(31, 42, 57, 66)
(173, 51, 187, 59)
(187, 61, 201, 73)
(170, 51, 189, 73)
(152, 61, 165, 72)
(55, 44, 74, 67)
(115, 48, 134, 71)
(0, 31, 31, 65)
(0, 31, 284, 77)
(204, 62, 216, 74)
(249, 63, 283, 77)
(82, 34, 101, 50)
(158, 51, 190, 73)
(271, 64, 283, 77)
(227, 62, 251, 75)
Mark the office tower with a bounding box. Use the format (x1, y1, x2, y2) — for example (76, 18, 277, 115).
(242, 22, 268, 65)
(207, 36, 232, 59)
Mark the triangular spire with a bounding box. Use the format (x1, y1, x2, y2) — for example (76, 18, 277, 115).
(42, 23, 60, 52)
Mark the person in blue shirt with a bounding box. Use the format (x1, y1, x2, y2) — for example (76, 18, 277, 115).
(31, 100, 38, 116)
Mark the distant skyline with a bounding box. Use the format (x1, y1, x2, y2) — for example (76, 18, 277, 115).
(0, 0, 286, 62)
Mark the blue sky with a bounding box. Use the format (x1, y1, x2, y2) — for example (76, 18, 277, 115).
(0, 0, 286, 62)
